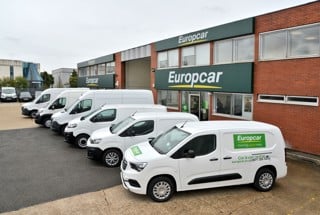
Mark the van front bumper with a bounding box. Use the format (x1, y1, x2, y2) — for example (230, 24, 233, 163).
(120, 170, 146, 195)
(64, 132, 76, 143)
(51, 120, 62, 133)
(87, 147, 103, 160)
(21, 107, 31, 116)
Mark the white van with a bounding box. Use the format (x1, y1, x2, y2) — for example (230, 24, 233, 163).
(1, 87, 17, 102)
(21, 88, 76, 118)
(87, 112, 199, 167)
(120, 120, 287, 202)
(51, 89, 154, 134)
(64, 104, 167, 148)
(34, 88, 89, 128)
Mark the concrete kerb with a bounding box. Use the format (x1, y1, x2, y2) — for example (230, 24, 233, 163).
(286, 149, 320, 166)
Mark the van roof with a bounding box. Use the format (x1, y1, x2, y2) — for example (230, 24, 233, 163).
(176, 121, 279, 134)
(100, 104, 166, 110)
(131, 112, 198, 121)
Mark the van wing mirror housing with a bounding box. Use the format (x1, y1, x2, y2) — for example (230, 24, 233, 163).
(184, 149, 196, 158)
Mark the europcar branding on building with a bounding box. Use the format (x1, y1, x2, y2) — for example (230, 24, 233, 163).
(178, 31, 208, 46)
(155, 63, 253, 93)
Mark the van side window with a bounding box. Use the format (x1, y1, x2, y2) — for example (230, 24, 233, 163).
(122, 120, 154, 137)
(71, 99, 92, 114)
(36, 94, 50, 104)
(91, 109, 116, 122)
(172, 135, 216, 159)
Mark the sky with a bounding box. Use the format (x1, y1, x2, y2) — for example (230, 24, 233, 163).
(0, 0, 315, 73)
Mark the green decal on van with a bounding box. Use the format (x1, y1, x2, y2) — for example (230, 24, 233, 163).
(233, 134, 266, 149)
(131, 146, 142, 156)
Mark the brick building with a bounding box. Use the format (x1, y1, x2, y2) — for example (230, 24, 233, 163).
(77, 1, 320, 155)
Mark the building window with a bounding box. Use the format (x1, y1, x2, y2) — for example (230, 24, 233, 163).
(181, 43, 210, 67)
(98, 64, 106, 75)
(157, 49, 178, 69)
(260, 23, 320, 60)
(106, 62, 115, 74)
(258, 94, 318, 106)
(157, 90, 178, 109)
(214, 35, 254, 64)
(213, 93, 253, 119)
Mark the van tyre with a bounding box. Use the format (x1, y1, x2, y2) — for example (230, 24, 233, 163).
(102, 149, 122, 167)
(43, 117, 52, 128)
(254, 168, 275, 191)
(75, 134, 89, 149)
(148, 176, 175, 202)
(30, 111, 37, 118)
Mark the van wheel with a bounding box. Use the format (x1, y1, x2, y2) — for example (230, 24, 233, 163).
(102, 149, 122, 167)
(147, 176, 175, 202)
(43, 118, 52, 128)
(30, 111, 37, 118)
(75, 134, 89, 149)
(254, 168, 275, 191)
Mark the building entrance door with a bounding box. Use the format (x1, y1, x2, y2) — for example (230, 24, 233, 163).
(189, 94, 200, 119)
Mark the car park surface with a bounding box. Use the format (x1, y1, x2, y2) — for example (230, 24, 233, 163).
(0, 103, 320, 215)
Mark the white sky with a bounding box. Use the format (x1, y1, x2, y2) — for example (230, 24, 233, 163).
(0, 0, 314, 73)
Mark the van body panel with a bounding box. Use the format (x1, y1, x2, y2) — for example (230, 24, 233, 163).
(21, 88, 88, 117)
(64, 104, 167, 144)
(51, 89, 154, 134)
(1, 87, 17, 102)
(87, 112, 199, 163)
(121, 121, 287, 198)
(35, 89, 89, 126)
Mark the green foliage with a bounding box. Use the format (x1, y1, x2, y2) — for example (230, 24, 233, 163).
(40, 71, 54, 89)
(0, 77, 28, 88)
(15, 76, 28, 89)
(69, 70, 78, 87)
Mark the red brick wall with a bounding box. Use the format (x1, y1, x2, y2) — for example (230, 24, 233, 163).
(254, 1, 320, 155)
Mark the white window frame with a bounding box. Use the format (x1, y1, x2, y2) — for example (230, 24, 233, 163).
(157, 49, 179, 69)
(258, 94, 319, 106)
(259, 23, 320, 61)
(214, 35, 254, 64)
(181, 43, 210, 67)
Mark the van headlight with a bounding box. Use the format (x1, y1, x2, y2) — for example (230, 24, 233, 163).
(68, 123, 77, 128)
(130, 162, 148, 172)
(90, 138, 101, 144)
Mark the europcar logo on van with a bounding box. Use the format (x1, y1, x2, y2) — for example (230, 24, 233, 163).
(233, 134, 266, 149)
(131, 146, 142, 156)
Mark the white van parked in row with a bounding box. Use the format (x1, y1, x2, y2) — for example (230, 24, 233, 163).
(1, 87, 17, 102)
(64, 104, 167, 148)
(51, 89, 154, 134)
(121, 120, 287, 202)
(87, 112, 199, 167)
(35, 88, 89, 128)
(21, 88, 81, 118)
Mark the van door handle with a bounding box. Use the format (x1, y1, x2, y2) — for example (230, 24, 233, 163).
(210, 158, 218, 161)
(223, 156, 232, 160)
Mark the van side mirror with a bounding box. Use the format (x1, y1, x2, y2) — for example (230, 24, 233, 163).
(80, 116, 85, 121)
(184, 149, 196, 158)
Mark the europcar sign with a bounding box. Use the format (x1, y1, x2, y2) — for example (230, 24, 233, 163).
(78, 74, 115, 88)
(155, 63, 253, 93)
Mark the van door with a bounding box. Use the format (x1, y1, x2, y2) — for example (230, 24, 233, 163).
(120, 120, 156, 151)
(171, 134, 222, 190)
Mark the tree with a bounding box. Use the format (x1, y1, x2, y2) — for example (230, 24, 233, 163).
(40, 71, 54, 89)
(15, 76, 28, 89)
(69, 70, 78, 87)
(0, 77, 15, 87)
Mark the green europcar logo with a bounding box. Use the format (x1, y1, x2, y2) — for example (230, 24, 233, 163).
(233, 134, 266, 149)
(131, 146, 142, 156)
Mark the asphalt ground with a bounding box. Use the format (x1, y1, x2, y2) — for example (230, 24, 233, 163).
(0, 127, 121, 213)
(1, 102, 320, 215)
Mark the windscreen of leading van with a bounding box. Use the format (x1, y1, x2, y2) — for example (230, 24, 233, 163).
(150, 127, 190, 154)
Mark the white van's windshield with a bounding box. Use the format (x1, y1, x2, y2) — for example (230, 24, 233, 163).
(150, 127, 190, 154)
(110, 116, 135, 134)
(2, 88, 15, 94)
